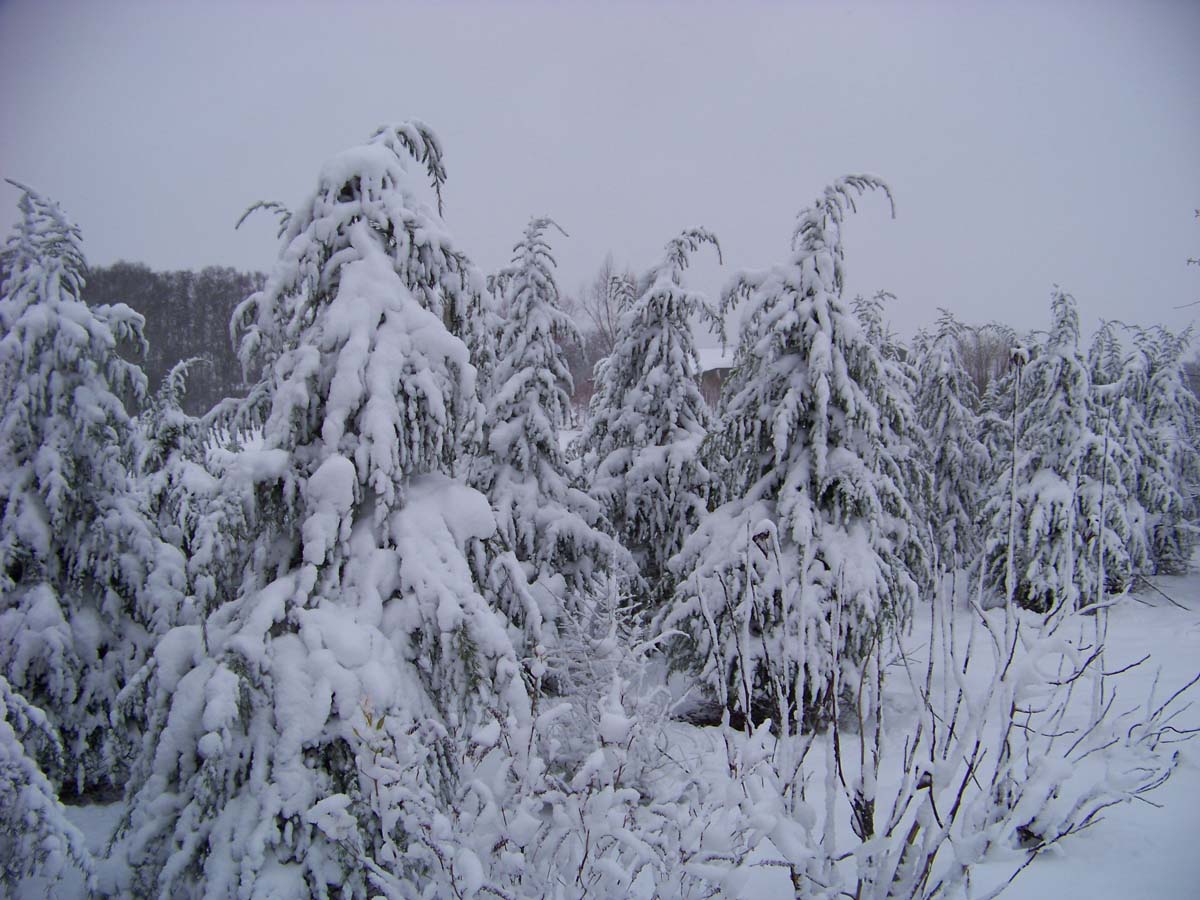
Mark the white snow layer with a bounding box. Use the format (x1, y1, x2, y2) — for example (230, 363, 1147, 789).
(18, 569, 1200, 899)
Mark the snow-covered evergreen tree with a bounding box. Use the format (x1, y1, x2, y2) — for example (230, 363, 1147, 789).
(1078, 323, 1149, 600)
(977, 366, 1014, 479)
(982, 291, 1089, 612)
(1123, 328, 1200, 573)
(117, 125, 531, 898)
(0, 183, 173, 793)
(915, 310, 988, 570)
(661, 177, 927, 731)
(133, 359, 213, 629)
(581, 228, 721, 606)
(139, 360, 206, 480)
(0, 675, 92, 890)
(125, 368, 272, 661)
(850, 290, 933, 578)
(471, 216, 629, 657)
(574, 272, 638, 450)
(851, 290, 904, 361)
(1133, 325, 1200, 573)
(234, 123, 492, 472)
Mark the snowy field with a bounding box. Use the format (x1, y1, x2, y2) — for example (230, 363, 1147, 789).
(965, 570, 1200, 899)
(20, 567, 1199, 900)
(673, 567, 1200, 900)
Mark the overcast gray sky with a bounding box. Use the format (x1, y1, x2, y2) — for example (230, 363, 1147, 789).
(2, 0, 1198, 343)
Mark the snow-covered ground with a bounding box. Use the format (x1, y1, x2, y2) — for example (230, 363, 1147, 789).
(662, 568, 1200, 899)
(973, 570, 1200, 899)
(19, 570, 1200, 899)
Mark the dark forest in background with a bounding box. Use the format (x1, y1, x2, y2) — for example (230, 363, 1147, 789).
(82, 262, 264, 414)
(81, 260, 1200, 420)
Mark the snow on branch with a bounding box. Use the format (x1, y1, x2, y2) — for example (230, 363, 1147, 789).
(371, 120, 449, 214)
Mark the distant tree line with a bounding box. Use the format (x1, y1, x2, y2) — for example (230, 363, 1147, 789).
(74, 257, 1200, 425)
(81, 262, 264, 414)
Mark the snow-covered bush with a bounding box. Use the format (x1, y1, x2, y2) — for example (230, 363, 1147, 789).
(0, 182, 173, 793)
(662, 176, 928, 732)
(362, 581, 756, 900)
(711, 573, 1195, 899)
(116, 124, 531, 898)
(581, 228, 721, 607)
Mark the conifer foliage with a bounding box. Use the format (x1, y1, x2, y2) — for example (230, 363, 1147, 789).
(1079, 323, 1148, 601)
(662, 177, 926, 731)
(915, 310, 988, 570)
(979, 300, 1199, 610)
(0, 674, 93, 889)
(0, 183, 173, 794)
(473, 216, 628, 653)
(983, 291, 1090, 611)
(582, 228, 721, 604)
(1135, 325, 1200, 573)
(118, 125, 529, 898)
